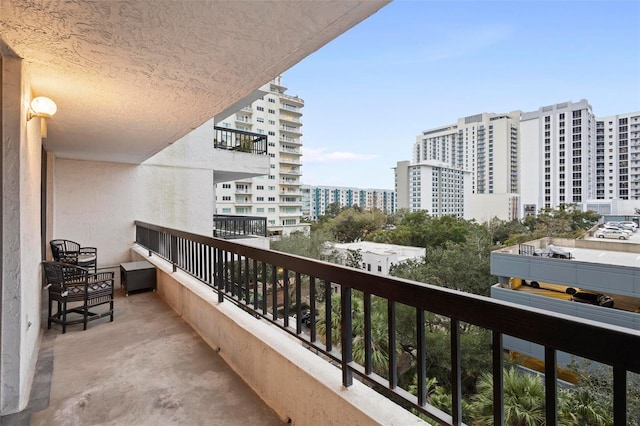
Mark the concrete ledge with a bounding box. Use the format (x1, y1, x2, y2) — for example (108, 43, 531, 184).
(131, 246, 425, 426)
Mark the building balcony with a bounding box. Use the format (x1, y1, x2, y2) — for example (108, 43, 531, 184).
(213, 214, 267, 239)
(279, 157, 301, 166)
(279, 115, 302, 125)
(279, 136, 301, 145)
(279, 125, 302, 135)
(279, 103, 303, 116)
(214, 126, 267, 155)
(280, 168, 302, 176)
(281, 93, 304, 106)
(118, 222, 639, 426)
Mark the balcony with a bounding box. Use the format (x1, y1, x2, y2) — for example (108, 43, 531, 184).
(129, 222, 640, 425)
(0, 0, 393, 420)
(213, 214, 267, 239)
(214, 126, 267, 155)
(280, 168, 302, 176)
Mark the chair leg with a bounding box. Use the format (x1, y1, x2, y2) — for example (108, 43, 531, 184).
(110, 296, 114, 322)
(62, 300, 67, 334)
(48, 297, 52, 330)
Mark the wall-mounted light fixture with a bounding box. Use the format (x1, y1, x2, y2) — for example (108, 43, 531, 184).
(27, 96, 57, 138)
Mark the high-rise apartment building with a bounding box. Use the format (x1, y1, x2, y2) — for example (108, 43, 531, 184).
(596, 112, 640, 200)
(413, 112, 520, 196)
(394, 160, 471, 218)
(302, 185, 395, 220)
(215, 77, 308, 237)
(401, 112, 520, 220)
(520, 100, 596, 215)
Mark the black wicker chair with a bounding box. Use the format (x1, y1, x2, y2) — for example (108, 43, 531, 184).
(50, 239, 97, 272)
(42, 261, 114, 333)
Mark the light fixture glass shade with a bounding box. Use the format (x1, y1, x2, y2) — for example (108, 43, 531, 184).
(30, 96, 57, 118)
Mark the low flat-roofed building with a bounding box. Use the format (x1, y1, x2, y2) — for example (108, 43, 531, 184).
(331, 241, 425, 275)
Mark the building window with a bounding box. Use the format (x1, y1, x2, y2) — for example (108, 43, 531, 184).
(222, 196, 231, 201)
(268, 197, 276, 202)
(268, 109, 275, 114)
(222, 183, 231, 189)
(256, 106, 264, 111)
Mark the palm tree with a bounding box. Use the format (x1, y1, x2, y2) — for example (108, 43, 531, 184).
(316, 293, 391, 376)
(558, 387, 612, 426)
(469, 368, 545, 426)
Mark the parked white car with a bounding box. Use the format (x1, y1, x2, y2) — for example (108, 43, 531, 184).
(603, 226, 633, 237)
(619, 221, 638, 231)
(595, 228, 629, 240)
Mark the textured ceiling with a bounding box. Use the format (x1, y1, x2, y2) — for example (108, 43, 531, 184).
(1, 0, 389, 163)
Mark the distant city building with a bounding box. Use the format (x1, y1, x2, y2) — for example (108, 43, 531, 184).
(595, 111, 640, 200)
(302, 185, 395, 220)
(520, 100, 596, 216)
(215, 76, 309, 237)
(330, 241, 425, 276)
(398, 111, 520, 221)
(394, 160, 471, 219)
(399, 102, 640, 221)
(515, 101, 640, 217)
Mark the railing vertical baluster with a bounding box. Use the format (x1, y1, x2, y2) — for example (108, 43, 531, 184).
(171, 235, 177, 272)
(223, 251, 229, 293)
(217, 248, 224, 303)
(545, 347, 557, 426)
(341, 285, 353, 387)
(252, 259, 258, 308)
(492, 331, 504, 426)
(325, 280, 332, 352)
(244, 256, 250, 303)
(230, 252, 236, 296)
(206, 245, 212, 286)
(450, 318, 461, 425)
(295, 272, 302, 334)
(309, 277, 316, 342)
(613, 366, 627, 426)
(364, 292, 372, 375)
(416, 308, 426, 406)
(283, 269, 289, 328)
(261, 262, 267, 315)
(271, 265, 278, 320)
(387, 301, 397, 389)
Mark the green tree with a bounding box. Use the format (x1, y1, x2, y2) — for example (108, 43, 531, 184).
(328, 208, 386, 243)
(344, 248, 363, 269)
(270, 229, 339, 262)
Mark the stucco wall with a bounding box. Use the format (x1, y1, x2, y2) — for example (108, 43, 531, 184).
(1, 55, 43, 413)
(52, 158, 214, 267)
(131, 246, 425, 426)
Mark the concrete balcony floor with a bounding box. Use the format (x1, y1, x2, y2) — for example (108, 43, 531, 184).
(2, 289, 285, 426)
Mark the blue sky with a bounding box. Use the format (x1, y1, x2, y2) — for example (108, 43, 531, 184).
(283, 0, 640, 190)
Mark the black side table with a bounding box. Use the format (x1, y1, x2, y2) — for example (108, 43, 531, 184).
(120, 261, 156, 296)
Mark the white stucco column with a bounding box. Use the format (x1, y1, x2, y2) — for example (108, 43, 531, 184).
(1, 52, 43, 414)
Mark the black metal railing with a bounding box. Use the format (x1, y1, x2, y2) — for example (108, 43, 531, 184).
(213, 215, 267, 239)
(213, 126, 267, 155)
(135, 221, 640, 426)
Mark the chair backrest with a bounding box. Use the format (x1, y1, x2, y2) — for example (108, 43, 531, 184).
(42, 261, 88, 287)
(50, 239, 81, 262)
